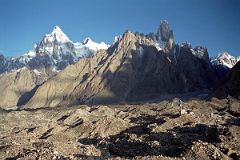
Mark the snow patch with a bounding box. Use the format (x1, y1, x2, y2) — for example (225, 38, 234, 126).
(154, 42, 163, 51)
(83, 37, 109, 51)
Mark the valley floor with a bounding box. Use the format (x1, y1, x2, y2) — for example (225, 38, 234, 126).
(0, 97, 240, 159)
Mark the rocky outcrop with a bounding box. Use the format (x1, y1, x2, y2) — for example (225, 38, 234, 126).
(211, 61, 240, 99)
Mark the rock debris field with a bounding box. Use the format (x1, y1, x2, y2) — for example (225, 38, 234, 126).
(0, 97, 240, 160)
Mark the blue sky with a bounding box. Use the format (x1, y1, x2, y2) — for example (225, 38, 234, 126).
(0, 0, 239, 57)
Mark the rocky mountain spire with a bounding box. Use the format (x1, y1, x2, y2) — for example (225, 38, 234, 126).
(157, 20, 171, 42)
(156, 20, 175, 51)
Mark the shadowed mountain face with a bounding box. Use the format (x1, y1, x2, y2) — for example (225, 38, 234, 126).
(211, 61, 240, 99)
(24, 25, 216, 108)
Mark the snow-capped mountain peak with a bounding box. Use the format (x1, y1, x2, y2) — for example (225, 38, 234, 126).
(0, 26, 109, 74)
(83, 37, 109, 51)
(52, 25, 62, 33)
(43, 26, 71, 44)
(211, 52, 239, 68)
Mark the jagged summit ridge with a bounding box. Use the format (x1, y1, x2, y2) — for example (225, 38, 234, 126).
(44, 25, 71, 44)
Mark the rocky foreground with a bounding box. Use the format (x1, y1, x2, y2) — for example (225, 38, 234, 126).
(0, 97, 240, 160)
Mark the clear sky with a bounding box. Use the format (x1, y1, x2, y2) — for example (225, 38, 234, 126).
(0, 0, 239, 57)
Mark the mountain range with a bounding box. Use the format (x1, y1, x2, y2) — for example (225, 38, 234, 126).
(0, 20, 239, 109)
